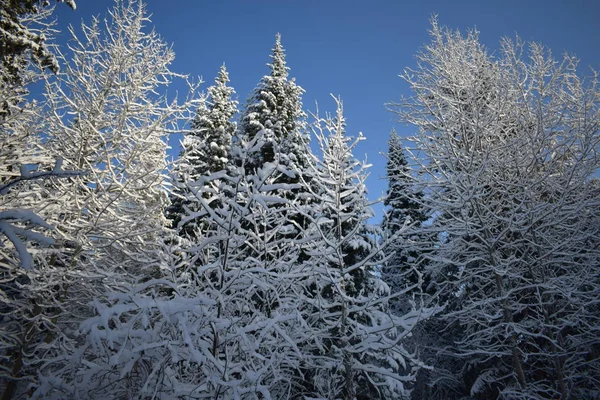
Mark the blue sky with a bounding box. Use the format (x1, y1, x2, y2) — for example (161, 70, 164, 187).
(53, 0, 600, 221)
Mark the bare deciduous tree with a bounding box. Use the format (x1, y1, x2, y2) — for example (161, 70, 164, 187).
(391, 19, 600, 399)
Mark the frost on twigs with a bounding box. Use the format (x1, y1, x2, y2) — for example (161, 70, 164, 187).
(0, 158, 81, 195)
(0, 209, 54, 270)
(0, 159, 83, 269)
(36, 127, 313, 399)
(1, 0, 199, 394)
(389, 17, 600, 399)
(294, 96, 438, 399)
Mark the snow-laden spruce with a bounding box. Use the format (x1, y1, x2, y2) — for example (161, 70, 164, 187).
(390, 19, 600, 399)
(233, 33, 317, 326)
(239, 33, 310, 178)
(35, 124, 314, 399)
(0, 0, 76, 92)
(167, 64, 238, 239)
(295, 97, 437, 400)
(381, 128, 429, 312)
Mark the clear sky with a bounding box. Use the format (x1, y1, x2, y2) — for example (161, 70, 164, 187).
(53, 0, 600, 222)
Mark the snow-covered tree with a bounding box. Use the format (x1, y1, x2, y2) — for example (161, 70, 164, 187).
(295, 97, 436, 399)
(4, 0, 199, 396)
(381, 129, 428, 298)
(382, 130, 426, 235)
(0, 102, 81, 400)
(0, 7, 85, 396)
(0, 162, 82, 399)
(235, 35, 316, 278)
(239, 33, 309, 178)
(391, 19, 600, 399)
(0, 0, 76, 93)
(41, 0, 198, 273)
(36, 126, 311, 399)
(167, 64, 238, 239)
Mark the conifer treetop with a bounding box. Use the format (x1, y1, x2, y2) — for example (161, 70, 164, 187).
(382, 128, 426, 234)
(186, 64, 237, 172)
(167, 64, 237, 237)
(240, 33, 307, 171)
(269, 33, 289, 79)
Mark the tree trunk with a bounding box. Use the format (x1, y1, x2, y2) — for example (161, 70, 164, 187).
(495, 272, 526, 388)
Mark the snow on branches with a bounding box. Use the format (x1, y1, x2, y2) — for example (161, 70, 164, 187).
(391, 18, 600, 399)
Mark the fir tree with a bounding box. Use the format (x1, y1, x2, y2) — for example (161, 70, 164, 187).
(382, 129, 426, 237)
(236, 35, 315, 271)
(315, 101, 375, 297)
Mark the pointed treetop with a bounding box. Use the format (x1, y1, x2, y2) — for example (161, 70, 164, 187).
(269, 33, 289, 79)
(216, 63, 230, 86)
(184, 63, 237, 172)
(382, 127, 426, 234)
(386, 128, 407, 168)
(239, 33, 306, 172)
(205, 64, 237, 124)
(389, 127, 400, 145)
(333, 96, 346, 133)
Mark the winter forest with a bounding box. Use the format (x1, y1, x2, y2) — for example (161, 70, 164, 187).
(1, 0, 599, 399)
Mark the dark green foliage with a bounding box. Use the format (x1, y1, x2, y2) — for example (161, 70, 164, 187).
(239, 33, 309, 177)
(381, 129, 429, 301)
(167, 65, 237, 239)
(382, 130, 426, 231)
(0, 0, 75, 82)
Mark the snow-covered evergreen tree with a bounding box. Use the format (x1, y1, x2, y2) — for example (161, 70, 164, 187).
(0, 0, 76, 96)
(167, 64, 238, 239)
(36, 123, 311, 400)
(382, 130, 425, 234)
(235, 34, 316, 281)
(381, 129, 428, 295)
(239, 33, 309, 178)
(392, 19, 600, 399)
(296, 97, 436, 399)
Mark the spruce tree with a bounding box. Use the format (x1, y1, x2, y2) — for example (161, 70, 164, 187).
(315, 102, 375, 296)
(239, 33, 309, 177)
(296, 97, 435, 399)
(168, 65, 238, 239)
(236, 35, 315, 271)
(381, 129, 428, 300)
(0, 0, 76, 95)
(382, 129, 426, 238)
